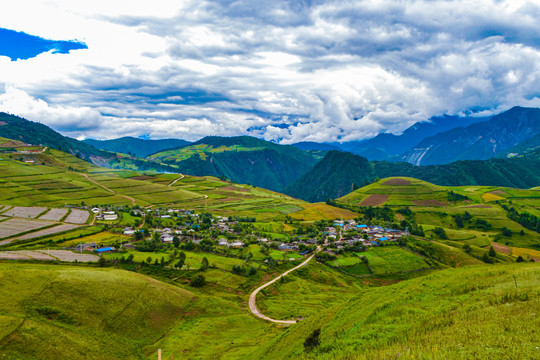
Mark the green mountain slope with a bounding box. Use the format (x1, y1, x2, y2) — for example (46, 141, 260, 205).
(285, 150, 540, 202)
(84, 136, 190, 157)
(150, 136, 318, 191)
(0, 112, 104, 160)
(284, 151, 376, 202)
(252, 263, 539, 359)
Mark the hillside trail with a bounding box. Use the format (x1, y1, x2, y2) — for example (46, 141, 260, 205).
(248, 251, 317, 324)
(168, 174, 184, 187)
(79, 173, 137, 205)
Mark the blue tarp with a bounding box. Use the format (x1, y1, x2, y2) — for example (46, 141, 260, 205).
(95, 247, 113, 253)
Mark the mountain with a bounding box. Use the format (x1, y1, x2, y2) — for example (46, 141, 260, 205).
(84, 137, 190, 157)
(150, 136, 318, 191)
(499, 133, 540, 159)
(0, 112, 104, 160)
(284, 151, 377, 202)
(0, 113, 182, 173)
(290, 141, 342, 152)
(284, 150, 540, 202)
(402, 106, 540, 165)
(349, 114, 488, 160)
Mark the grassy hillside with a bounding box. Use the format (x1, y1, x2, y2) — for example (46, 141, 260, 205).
(0, 148, 351, 221)
(286, 150, 540, 202)
(149, 136, 318, 192)
(252, 263, 540, 359)
(337, 177, 540, 253)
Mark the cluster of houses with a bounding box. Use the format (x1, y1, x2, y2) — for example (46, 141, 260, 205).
(92, 208, 118, 221)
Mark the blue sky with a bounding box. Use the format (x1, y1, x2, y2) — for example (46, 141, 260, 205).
(1, 0, 540, 142)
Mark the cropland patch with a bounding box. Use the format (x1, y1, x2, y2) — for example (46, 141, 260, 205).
(38, 208, 69, 221)
(412, 199, 446, 206)
(0, 218, 54, 239)
(360, 194, 389, 206)
(3, 206, 47, 218)
(482, 192, 504, 202)
(15, 224, 81, 241)
(383, 178, 411, 186)
(64, 209, 90, 224)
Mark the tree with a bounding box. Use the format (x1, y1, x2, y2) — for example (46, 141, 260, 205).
(160, 256, 166, 267)
(98, 256, 106, 267)
(488, 246, 496, 257)
(191, 274, 205, 287)
(516, 255, 525, 263)
(304, 328, 321, 351)
(200, 257, 209, 271)
(127, 254, 134, 263)
(146, 256, 152, 264)
(173, 236, 180, 248)
(463, 244, 472, 254)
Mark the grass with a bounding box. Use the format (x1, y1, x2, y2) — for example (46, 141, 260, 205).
(362, 246, 432, 274)
(252, 263, 540, 360)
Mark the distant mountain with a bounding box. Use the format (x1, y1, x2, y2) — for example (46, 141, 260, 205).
(84, 137, 190, 158)
(150, 136, 318, 192)
(290, 141, 342, 152)
(402, 106, 540, 165)
(349, 115, 488, 160)
(284, 150, 540, 202)
(0, 112, 104, 160)
(499, 133, 540, 160)
(284, 151, 377, 202)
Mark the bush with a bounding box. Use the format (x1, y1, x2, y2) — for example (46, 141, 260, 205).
(190, 274, 205, 287)
(304, 328, 321, 351)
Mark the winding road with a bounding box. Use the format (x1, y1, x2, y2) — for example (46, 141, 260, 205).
(248, 253, 316, 324)
(168, 174, 184, 187)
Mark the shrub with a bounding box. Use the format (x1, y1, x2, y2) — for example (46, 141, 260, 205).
(190, 274, 205, 287)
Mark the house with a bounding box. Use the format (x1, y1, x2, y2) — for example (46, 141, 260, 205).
(122, 243, 136, 250)
(123, 227, 136, 235)
(218, 238, 229, 247)
(91, 207, 101, 213)
(74, 242, 97, 252)
(161, 234, 174, 243)
(231, 241, 244, 248)
(279, 243, 294, 250)
(95, 247, 115, 253)
(379, 237, 389, 241)
(103, 214, 118, 221)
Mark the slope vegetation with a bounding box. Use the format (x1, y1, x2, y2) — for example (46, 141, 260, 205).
(252, 263, 539, 359)
(84, 137, 190, 157)
(285, 150, 540, 202)
(150, 136, 318, 192)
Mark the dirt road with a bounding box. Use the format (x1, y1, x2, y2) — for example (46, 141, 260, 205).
(168, 174, 184, 187)
(248, 253, 315, 324)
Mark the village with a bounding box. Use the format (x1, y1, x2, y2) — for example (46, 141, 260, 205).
(72, 206, 407, 260)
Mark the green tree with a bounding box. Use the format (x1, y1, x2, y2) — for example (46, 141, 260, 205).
(463, 244, 472, 254)
(488, 246, 496, 257)
(191, 274, 205, 287)
(516, 255, 525, 263)
(200, 257, 209, 271)
(173, 236, 180, 248)
(98, 256, 106, 267)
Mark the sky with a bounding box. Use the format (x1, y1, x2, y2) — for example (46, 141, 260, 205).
(1, 0, 540, 143)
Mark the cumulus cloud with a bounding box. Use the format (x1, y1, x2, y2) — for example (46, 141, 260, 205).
(1, 0, 540, 142)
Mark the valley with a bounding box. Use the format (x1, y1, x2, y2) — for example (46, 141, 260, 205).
(0, 113, 538, 360)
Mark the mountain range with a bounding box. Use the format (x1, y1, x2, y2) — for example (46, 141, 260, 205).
(1, 106, 539, 201)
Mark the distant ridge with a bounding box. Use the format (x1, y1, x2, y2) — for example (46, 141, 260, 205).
(84, 137, 190, 158)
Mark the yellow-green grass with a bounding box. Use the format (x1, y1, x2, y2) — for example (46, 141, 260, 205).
(407, 238, 482, 267)
(339, 177, 449, 207)
(362, 246, 432, 274)
(150, 144, 264, 163)
(290, 202, 357, 221)
(0, 263, 196, 359)
(253, 263, 540, 360)
(256, 262, 364, 321)
(58, 231, 132, 247)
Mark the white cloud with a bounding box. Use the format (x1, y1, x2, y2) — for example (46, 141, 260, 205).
(1, 0, 540, 143)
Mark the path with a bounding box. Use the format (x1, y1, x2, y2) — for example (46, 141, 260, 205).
(79, 173, 137, 205)
(248, 253, 316, 324)
(168, 174, 184, 187)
